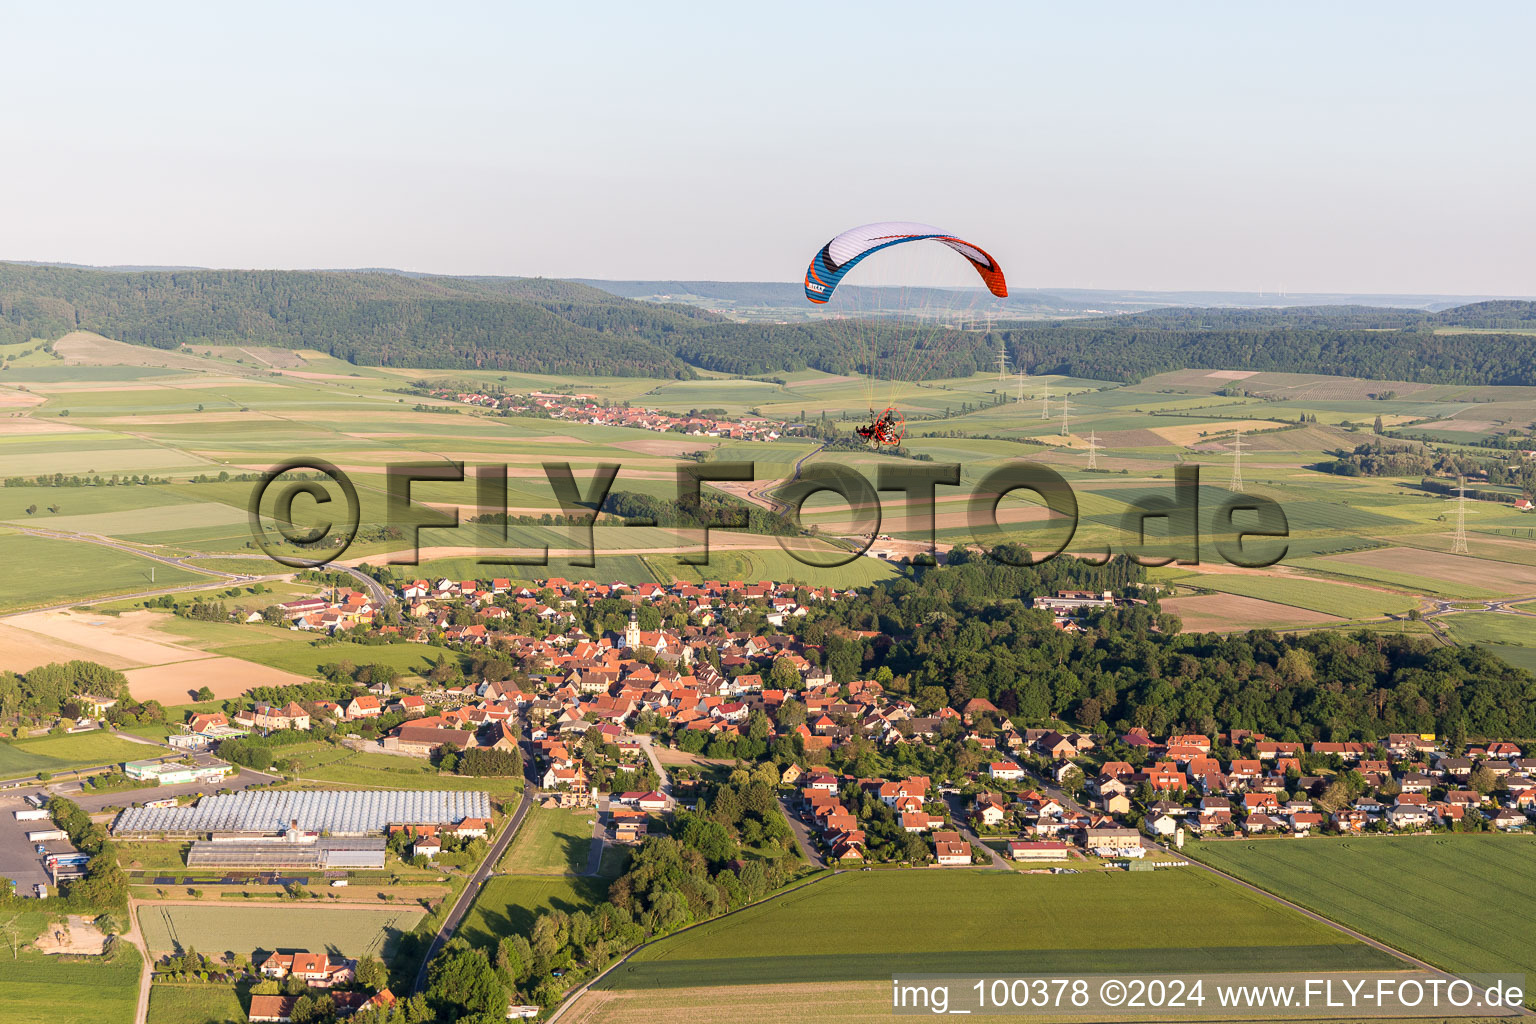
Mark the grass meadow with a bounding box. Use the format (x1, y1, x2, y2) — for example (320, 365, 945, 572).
(0, 730, 162, 776)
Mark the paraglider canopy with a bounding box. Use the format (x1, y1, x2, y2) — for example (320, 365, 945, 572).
(804, 221, 1008, 305)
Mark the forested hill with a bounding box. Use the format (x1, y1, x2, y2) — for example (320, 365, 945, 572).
(0, 263, 709, 377)
(1430, 299, 1536, 330)
(2, 261, 1534, 386)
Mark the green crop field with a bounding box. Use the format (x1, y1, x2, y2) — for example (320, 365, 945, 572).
(1188, 835, 1536, 980)
(0, 731, 164, 777)
(0, 531, 209, 610)
(214, 637, 465, 678)
(137, 903, 425, 957)
(146, 983, 248, 1024)
(1444, 612, 1536, 672)
(459, 875, 609, 946)
(599, 867, 1398, 989)
(1182, 574, 1418, 618)
(279, 745, 523, 796)
(497, 806, 594, 874)
(0, 940, 142, 1024)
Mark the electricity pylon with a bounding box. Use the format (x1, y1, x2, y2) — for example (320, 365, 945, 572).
(1086, 430, 1100, 469)
(1060, 396, 1071, 438)
(1040, 379, 1051, 420)
(1452, 475, 1475, 554)
(1229, 430, 1246, 493)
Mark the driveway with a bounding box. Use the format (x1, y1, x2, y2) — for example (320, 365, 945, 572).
(636, 734, 674, 810)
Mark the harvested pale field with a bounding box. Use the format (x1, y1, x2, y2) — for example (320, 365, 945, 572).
(53, 331, 224, 371)
(0, 391, 47, 408)
(1160, 593, 1344, 632)
(0, 417, 79, 434)
(1, 609, 210, 667)
(1150, 419, 1289, 446)
(1096, 428, 1168, 448)
(564, 982, 912, 1024)
(1322, 547, 1536, 591)
(0, 622, 125, 671)
(613, 437, 718, 456)
(1205, 370, 1258, 380)
(123, 655, 309, 703)
(1415, 418, 1500, 433)
(346, 533, 852, 566)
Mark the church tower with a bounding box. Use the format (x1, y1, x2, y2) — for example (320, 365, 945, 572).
(625, 607, 640, 650)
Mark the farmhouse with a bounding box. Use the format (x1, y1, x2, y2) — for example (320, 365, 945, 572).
(248, 994, 298, 1023)
(259, 951, 355, 987)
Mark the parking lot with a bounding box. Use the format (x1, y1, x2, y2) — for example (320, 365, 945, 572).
(0, 766, 276, 896)
(0, 791, 76, 895)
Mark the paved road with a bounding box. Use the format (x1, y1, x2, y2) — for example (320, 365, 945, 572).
(583, 797, 608, 876)
(410, 748, 539, 995)
(941, 791, 1007, 867)
(776, 792, 825, 868)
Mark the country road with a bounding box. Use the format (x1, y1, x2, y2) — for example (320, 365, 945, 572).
(410, 747, 539, 995)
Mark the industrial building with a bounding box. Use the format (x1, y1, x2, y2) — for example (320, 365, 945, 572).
(112, 789, 491, 838)
(186, 835, 386, 870)
(124, 758, 234, 786)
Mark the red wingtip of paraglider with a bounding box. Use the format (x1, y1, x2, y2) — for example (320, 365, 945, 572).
(950, 239, 1008, 298)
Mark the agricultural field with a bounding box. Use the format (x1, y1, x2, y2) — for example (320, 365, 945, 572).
(0, 729, 162, 777)
(497, 805, 596, 875)
(0, 933, 142, 1024)
(598, 868, 1398, 990)
(0, 531, 209, 611)
(277, 742, 523, 797)
(1176, 573, 1419, 618)
(1439, 612, 1536, 673)
(0, 339, 1533, 680)
(137, 903, 425, 958)
(1188, 835, 1536, 980)
(146, 983, 248, 1024)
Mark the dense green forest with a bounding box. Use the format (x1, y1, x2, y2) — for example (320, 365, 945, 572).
(4, 262, 1535, 386)
(792, 550, 1536, 744)
(0, 264, 707, 377)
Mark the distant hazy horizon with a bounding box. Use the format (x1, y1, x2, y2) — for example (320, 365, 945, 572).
(3, 3, 1532, 294)
(9, 260, 1525, 306)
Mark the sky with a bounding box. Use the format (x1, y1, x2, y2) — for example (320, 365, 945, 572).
(2, 2, 1533, 294)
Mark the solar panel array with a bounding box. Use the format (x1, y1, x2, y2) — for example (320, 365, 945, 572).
(114, 789, 491, 836)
